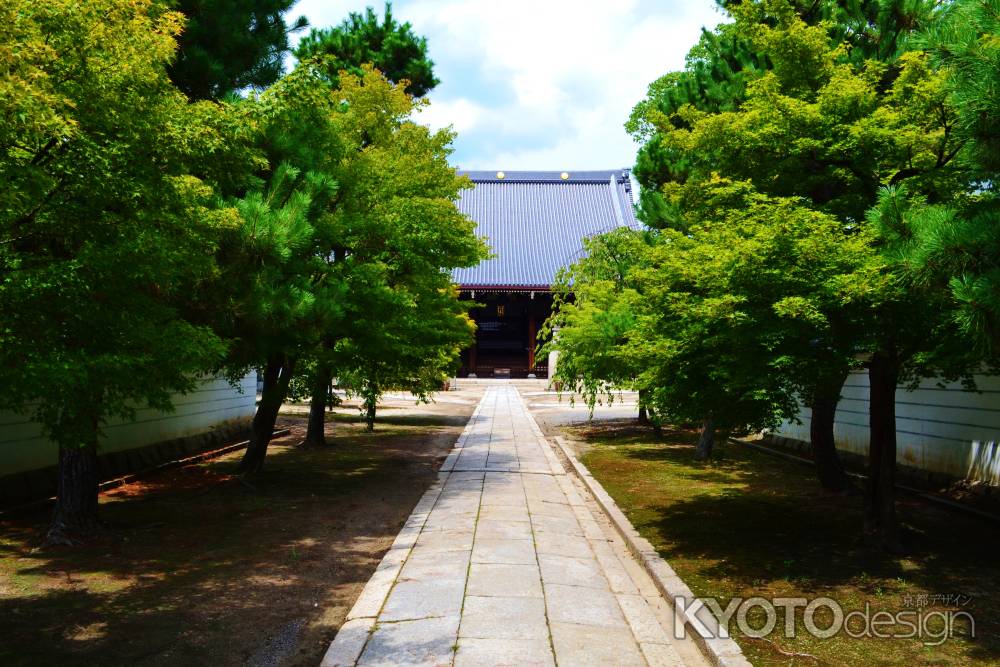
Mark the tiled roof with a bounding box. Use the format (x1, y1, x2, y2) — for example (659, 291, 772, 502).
(452, 169, 640, 289)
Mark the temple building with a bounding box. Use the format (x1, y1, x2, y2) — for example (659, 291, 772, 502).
(452, 169, 640, 379)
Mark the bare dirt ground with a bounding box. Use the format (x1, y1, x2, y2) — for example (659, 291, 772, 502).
(0, 388, 482, 667)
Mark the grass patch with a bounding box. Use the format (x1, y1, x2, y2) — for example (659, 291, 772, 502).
(574, 421, 999, 666)
(0, 410, 470, 666)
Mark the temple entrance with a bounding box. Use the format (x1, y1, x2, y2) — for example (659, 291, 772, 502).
(459, 291, 551, 378)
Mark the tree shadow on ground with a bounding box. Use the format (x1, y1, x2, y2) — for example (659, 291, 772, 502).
(324, 411, 472, 429)
(0, 415, 467, 666)
(572, 421, 1000, 665)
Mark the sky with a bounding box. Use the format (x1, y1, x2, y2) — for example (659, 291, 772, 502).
(287, 0, 726, 172)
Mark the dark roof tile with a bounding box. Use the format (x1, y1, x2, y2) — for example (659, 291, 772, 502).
(452, 169, 639, 289)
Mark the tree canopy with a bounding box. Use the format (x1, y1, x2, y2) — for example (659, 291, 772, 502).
(293, 66, 483, 434)
(550, 0, 1000, 547)
(167, 0, 307, 100)
(1, 0, 482, 537)
(293, 2, 439, 97)
(0, 0, 258, 542)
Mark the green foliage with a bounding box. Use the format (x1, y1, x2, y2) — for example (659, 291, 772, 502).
(654, 10, 962, 224)
(636, 180, 879, 431)
(294, 3, 439, 97)
(0, 0, 476, 525)
(928, 0, 1000, 181)
(0, 0, 255, 446)
(557, 0, 997, 446)
(628, 21, 769, 226)
(541, 228, 650, 413)
(629, 0, 946, 227)
(213, 61, 484, 434)
(921, 0, 1000, 345)
(321, 69, 486, 425)
(211, 63, 346, 382)
(167, 0, 306, 100)
(547, 179, 877, 434)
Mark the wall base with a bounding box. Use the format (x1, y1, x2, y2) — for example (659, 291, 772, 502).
(0, 417, 252, 508)
(760, 433, 983, 492)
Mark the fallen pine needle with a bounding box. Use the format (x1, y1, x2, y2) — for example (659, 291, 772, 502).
(745, 636, 819, 661)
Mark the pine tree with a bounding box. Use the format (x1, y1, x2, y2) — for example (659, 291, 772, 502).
(214, 65, 484, 468)
(168, 0, 307, 100)
(921, 0, 1000, 346)
(293, 2, 439, 97)
(292, 7, 442, 444)
(627, 22, 768, 228)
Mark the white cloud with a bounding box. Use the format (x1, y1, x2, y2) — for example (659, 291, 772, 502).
(415, 97, 486, 134)
(289, 0, 725, 170)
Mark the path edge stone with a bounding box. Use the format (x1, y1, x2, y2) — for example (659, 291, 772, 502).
(552, 435, 752, 667)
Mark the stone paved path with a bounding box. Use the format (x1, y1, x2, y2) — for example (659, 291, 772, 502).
(321, 385, 696, 667)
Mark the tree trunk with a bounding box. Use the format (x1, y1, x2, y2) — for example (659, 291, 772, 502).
(364, 395, 377, 432)
(241, 355, 296, 473)
(864, 350, 901, 551)
(47, 440, 101, 545)
(696, 416, 715, 460)
(637, 389, 649, 425)
(810, 370, 852, 493)
(303, 367, 331, 447)
(363, 375, 379, 432)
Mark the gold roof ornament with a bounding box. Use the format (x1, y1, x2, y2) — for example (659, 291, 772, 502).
(560, 172, 570, 180)
(496, 171, 506, 179)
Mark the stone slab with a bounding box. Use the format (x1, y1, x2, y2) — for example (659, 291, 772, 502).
(544, 583, 627, 628)
(357, 615, 459, 667)
(455, 638, 555, 666)
(538, 553, 609, 590)
(471, 538, 536, 565)
(320, 617, 374, 667)
(379, 578, 465, 622)
(458, 595, 549, 640)
(549, 622, 646, 667)
(466, 562, 543, 598)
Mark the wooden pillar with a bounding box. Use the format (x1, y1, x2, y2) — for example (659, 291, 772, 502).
(469, 310, 478, 372)
(527, 310, 536, 370)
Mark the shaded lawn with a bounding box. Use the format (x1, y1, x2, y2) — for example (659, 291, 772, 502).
(573, 421, 1000, 667)
(0, 411, 470, 666)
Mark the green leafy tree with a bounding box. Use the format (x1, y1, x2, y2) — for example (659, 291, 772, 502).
(219, 65, 483, 464)
(626, 0, 992, 546)
(293, 2, 439, 96)
(540, 228, 652, 419)
(336, 283, 475, 431)
(0, 0, 256, 542)
(629, 0, 939, 228)
(317, 70, 485, 432)
(548, 180, 876, 464)
(210, 62, 345, 472)
(167, 0, 307, 100)
(291, 7, 441, 444)
(627, 0, 944, 488)
(642, 180, 879, 462)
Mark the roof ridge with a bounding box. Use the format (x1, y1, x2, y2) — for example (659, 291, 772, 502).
(459, 169, 631, 184)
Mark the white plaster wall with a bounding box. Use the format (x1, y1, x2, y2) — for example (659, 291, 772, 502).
(0, 374, 256, 477)
(776, 372, 1000, 483)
